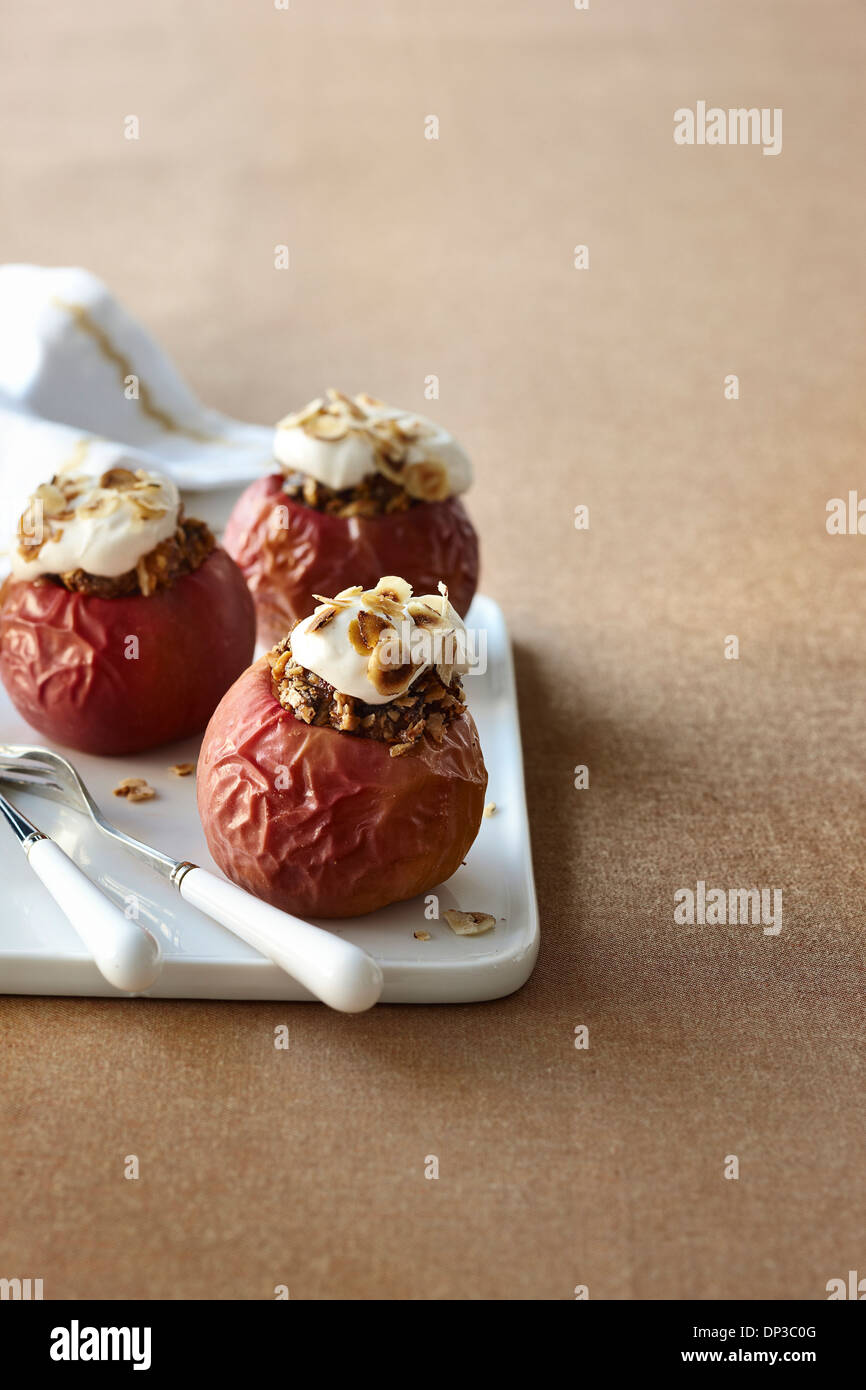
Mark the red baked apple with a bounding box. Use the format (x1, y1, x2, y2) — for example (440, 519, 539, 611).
(223, 391, 480, 645)
(224, 473, 478, 645)
(0, 463, 256, 755)
(0, 550, 256, 755)
(197, 576, 487, 918)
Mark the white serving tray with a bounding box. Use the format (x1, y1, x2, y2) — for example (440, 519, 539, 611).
(0, 595, 539, 1003)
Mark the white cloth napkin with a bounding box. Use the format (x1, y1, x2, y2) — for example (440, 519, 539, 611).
(0, 265, 274, 567)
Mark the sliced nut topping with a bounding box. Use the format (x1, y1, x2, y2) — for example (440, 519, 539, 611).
(372, 575, 412, 605)
(444, 910, 496, 937)
(307, 604, 338, 633)
(113, 777, 156, 802)
(404, 459, 450, 502)
(366, 644, 420, 697)
(98, 466, 139, 490)
(32, 482, 67, 516)
(305, 412, 349, 442)
(277, 397, 326, 430)
(279, 392, 459, 501)
(326, 388, 367, 420)
(407, 598, 448, 629)
(333, 585, 364, 601)
(356, 609, 392, 650)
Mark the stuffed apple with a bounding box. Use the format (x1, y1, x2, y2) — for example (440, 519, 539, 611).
(0, 464, 256, 755)
(197, 576, 487, 918)
(223, 391, 479, 646)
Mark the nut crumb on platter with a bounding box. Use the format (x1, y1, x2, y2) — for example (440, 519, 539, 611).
(444, 909, 496, 937)
(113, 777, 156, 802)
(170, 762, 196, 777)
(483, 802, 497, 817)
(414, 930, 431, 941)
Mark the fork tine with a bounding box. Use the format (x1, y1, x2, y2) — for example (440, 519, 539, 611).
(0, 767, 72, 807)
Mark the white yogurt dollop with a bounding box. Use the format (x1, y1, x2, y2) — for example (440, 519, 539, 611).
(11, 463, 181, 580)
(290, 580, 469, 705)
(273, 392, 473, 499)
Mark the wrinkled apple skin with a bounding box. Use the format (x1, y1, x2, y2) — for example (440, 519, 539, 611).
(223, 473, 479, 645)
(0, 549, 256, 756)
(197, 656, 488, 918)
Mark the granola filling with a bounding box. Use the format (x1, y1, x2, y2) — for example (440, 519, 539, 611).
(53, 516, 215, 598)
(281, 469, 417, 518)
(268, 634, 467, 757)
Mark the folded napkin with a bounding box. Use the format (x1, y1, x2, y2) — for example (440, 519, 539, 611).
(0, 265, 274, 567)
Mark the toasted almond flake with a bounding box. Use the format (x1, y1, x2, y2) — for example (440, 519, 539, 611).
(326, 388, 367, 419)
(444, 909, 496, 937)
(356, 609, 392, 650)
(32, 482, 67, 516)
(404, 459, 450, 502)
(355, 391, 384, 410)
(98, 466, 138, 490)
(483, 802, 497, 818)
(347, 617, 368, 655)
(307, 604, 338, 633)
(334, 584, 364, 601)
(305, 413, 348, 441)
(373, 574, 412, 604)
(407, 598, 447, 629)
(113, 777, 156, 802)
(367, 644, 419, 697)
(414, 930, 431, 941)
(277, 397, 326, 430)
(170, 762, 196, 777)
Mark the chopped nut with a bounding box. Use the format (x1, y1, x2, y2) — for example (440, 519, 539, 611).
(414, 930, 431, 941)
(113, 777, 156, 803)
(483, 802, 497, 818)
(444, 909, 496, 937)
(170, 763, 196, 777)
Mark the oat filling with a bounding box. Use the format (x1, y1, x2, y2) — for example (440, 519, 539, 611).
(281, 469, 417, 519)
(268, 634, 467, 757)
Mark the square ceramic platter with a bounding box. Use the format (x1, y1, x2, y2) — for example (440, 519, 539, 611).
(0, 595, 539, 1004)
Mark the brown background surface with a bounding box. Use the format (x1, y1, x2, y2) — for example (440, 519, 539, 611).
(1, 0, 864, 1300)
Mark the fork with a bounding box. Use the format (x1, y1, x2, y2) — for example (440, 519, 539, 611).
(0, 744, 383, 1013)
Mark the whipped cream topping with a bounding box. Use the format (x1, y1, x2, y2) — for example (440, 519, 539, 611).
(11, 463, 181, 580)
(290, 576, 469, 705)
(273, 390, 472, 501)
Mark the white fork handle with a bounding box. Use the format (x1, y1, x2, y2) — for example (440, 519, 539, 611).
(178, 867, 383, 1013)
(27, 838, 162, 993)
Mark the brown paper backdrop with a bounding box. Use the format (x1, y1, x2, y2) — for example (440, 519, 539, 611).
(1, 0, 865, 1300)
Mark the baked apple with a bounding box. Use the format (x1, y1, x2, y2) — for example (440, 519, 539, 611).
(0, 463, 256, 755)
(223, 390, 479, 646)
(197, 576, 487, 918)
